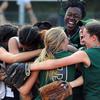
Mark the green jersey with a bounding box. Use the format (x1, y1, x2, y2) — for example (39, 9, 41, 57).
(65, 27, 81, 48)
(35, 51, 76, 100)
(82, 47, 100, 100)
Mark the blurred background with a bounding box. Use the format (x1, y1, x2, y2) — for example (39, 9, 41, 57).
(0, 0, 100, 25)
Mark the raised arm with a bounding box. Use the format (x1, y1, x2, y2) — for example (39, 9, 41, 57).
(0, 1, 9, 25)
(25, 2, 38, 24)
(0, 47, 41, 63)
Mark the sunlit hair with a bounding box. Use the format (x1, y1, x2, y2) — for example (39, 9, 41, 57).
(44, 27, 68, 53)
(35, 27, 68, 80)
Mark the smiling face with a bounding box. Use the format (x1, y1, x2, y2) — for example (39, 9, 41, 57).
(64, 7, 82, 31)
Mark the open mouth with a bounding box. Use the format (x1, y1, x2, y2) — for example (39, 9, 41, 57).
(68, 21, 74, 26)
(67, 21, 75, 29)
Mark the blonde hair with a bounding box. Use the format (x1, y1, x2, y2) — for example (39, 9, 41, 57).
(35, 27, 68, 80)
(44, 27, 67, 54)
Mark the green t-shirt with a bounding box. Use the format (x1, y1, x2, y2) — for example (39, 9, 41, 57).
(65, 27, 81, 49)
(35, 51, 76, 100)
(82, 47, 100, 100)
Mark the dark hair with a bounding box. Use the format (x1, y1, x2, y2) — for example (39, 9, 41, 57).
(0, 24, 18, 42)
(0, 24, 18, 50)
(33, 21, 52, 31)
(85, 21, 100, 42)
(64, 0, 86, 19)
(19, 25, 44, 50)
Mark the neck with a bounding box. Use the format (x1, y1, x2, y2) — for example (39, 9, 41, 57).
(65, 26, 79, 36)
(93, 42, 100, 47)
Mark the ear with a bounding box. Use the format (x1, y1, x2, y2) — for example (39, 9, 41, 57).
(91, 35, 97, 41)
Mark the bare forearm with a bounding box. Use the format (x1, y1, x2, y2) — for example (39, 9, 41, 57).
(12, 49, 42, 63)
(29, 52, 84, 71)
(30, 59, 63, 71)
(25, 2, 38, 24)
(27, 10, 38, 24)
(69, 76, 83, 88)
(18, 71, 39, 95)
(0, 48, 42, 63)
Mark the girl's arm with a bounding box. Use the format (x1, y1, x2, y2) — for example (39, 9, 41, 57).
(0, 47, 42, 63)
(29, 50, 90, 71)
(18, 71, 39, 95)
(0, 1, 9, 24)
(25, 2, 38, 24)
(69, 76, 84, 88)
